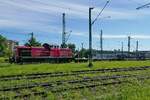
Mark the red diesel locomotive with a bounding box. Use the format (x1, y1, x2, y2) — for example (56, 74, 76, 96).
(9, 44, 73, 63)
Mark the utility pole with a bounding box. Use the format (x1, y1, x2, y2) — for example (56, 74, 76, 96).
(31, 32, 34, 39)
(29, 32, 34, 42)
(121, 42, 124, 56)
(62, 13, 66, 48)
(78, 48, 80, 63)
(81, 43, 84, 58)
(88, 7, 94, 67)
(136, 41, 139, 59)
(100, 30, 103, 60)
(136, 41, 138, 52)
(128, 36, 131, 58)
(88, 1, 110, 67)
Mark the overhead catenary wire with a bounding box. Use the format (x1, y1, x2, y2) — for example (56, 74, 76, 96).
(128, 0, 150, 5)
(92, 0, 110, 25)
(88, 0, 111, 67)
(136, 2, 150, 10)
(127, 0, 150, 9)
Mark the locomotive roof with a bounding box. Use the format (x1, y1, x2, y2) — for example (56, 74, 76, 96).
(15, 46, 71, 50)
(16, 46, 43, 48)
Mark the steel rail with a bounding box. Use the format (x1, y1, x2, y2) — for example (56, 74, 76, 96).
(0, 66, 150, 81)
(1, 75, 150, 99)
(0, 74, 149, 92)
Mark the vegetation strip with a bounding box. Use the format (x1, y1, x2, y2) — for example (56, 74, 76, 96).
(0, 91, 47, 100)
(0, 74, 149, 92)
(0, 66, 150, 81)
(0, 73, 150, 99)
(50, 80, 126, 93)
(1, 76, 150, 99)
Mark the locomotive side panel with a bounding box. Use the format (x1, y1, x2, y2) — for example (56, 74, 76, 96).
(10, 46, 73, 63)
(31, 48, 50, 57)
(50, 48, 60, 58)
(59, 48, 72, 58)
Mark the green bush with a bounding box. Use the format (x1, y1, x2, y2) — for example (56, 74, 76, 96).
(0, 57, 5, 63)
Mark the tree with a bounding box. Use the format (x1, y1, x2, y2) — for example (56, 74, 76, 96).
(67, 43, 76, 53)
(0, 34, 7, 56)
(61, 43, 67, 48)
(80, 49, 90, 58)
(24, 32, 41, 47)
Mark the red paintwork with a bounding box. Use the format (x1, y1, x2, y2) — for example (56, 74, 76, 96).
(14, 46, 72, 58)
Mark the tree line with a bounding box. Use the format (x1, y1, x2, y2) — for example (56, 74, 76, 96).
(0, 33, 76, 57)
(0, 35, 11, 56)
(0, 33, 104, 58)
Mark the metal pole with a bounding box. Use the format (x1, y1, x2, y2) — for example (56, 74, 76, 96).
(121, 42, 124, 55)
(81, 43, 84, 58)
(31, 32, 34, 40)
(78, 48, 79, 63)
(87, 1, 109, 67)
(136, 41, 139, 59)
(88, 8, 94, 67)
(100, 30, 103, 60)
(121, 42, 124, 60)
(62, 13, 66, 48)
(128, 36, 131, 58)
(136, 41, 138, 52)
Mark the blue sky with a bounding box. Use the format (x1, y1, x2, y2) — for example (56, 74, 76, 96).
(0, 0, 150, 51)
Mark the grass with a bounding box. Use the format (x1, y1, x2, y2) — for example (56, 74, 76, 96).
(0, 60, 150, 76)
(1, 80, 150, 100)
(52, 79, 150, 100)
(0, 57, 6, 63)
(0, 60, 150, 99)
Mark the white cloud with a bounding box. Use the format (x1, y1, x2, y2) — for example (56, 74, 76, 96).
(1, 0, 150, 21)
(1, 0, 150, 49)
(0, 18, 62, 35)
(71, 31, 150, 39)
(94, 34, 150, 39)
(131, 35, 150, 39)
(0, 19, 21, 26)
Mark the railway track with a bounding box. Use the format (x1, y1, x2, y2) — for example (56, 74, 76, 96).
(0, 74, 149, 92)
(0, 74, 150, 99)
(0, 81, 124, 100)
(0, 66, 150, 81)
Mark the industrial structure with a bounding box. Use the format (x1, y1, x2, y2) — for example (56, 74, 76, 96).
(62, 13, 66, 48)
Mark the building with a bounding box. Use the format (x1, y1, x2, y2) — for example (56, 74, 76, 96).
(6, 40, 19, 53)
